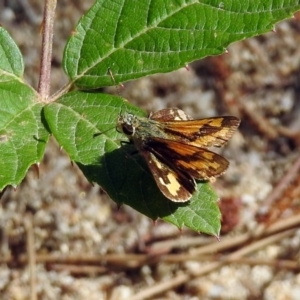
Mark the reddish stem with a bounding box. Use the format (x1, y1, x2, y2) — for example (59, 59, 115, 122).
(38, 0, 57, 101)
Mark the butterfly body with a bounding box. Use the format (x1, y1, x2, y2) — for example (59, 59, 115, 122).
(117, 108, 240, 202)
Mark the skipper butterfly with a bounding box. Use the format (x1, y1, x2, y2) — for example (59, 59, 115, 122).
(117, 108, 240, 202)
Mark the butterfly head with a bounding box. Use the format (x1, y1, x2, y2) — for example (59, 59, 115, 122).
(117, 112, 139, 136)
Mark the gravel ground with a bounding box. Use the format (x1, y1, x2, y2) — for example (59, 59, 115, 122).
(1, 1, 300, 300)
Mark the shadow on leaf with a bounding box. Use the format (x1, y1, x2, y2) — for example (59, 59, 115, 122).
(77, 145, 189, 220)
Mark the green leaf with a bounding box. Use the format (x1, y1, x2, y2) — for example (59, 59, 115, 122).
(63, 0, 300, 89)
(0, 27, 24, 77)
(0, 77, 50, 190)
(0, 28, 49, 191)
(43, 92, 221, 235)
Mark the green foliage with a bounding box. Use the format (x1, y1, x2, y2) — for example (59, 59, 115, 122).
(1, 0, 300, 234)
(0, 28, 49, 189)
(63, 0, 300, 89)
(43, 93, 221, 235)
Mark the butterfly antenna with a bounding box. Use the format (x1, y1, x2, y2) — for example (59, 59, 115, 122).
(93, 126, 115, 138)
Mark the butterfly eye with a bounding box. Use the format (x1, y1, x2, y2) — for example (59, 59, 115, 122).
(122, 123, 134, 136)
(118, 113, 135, 136)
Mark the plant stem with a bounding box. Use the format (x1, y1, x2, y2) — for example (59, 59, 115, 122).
(38, 0, 57, 102)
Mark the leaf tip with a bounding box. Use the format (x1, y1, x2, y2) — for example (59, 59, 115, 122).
(152, 219, 158, 226)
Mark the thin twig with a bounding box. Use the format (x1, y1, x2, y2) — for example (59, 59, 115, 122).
(38, 0, 57, 101)
(130, 229, 297, 300)
(1, 220, 298, 300)
(1, 214, 300, 266)
(129, 273, 189, 300)
(191, 213, 300, 256)
(48, 264, 108, 275)
(41, 256, 300, 273)
(224, 229, 296, 261)
(237, 97, 278, 140)
(257, 154, 300, 223)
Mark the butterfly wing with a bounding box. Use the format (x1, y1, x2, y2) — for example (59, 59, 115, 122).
(145, 138, 230, 180)
(150, 108, 240, 148)
(150, 108, 193, 121)
(141, 149, 196, 202)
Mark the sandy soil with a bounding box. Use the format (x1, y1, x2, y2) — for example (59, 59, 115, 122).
(1, 1, 300, 299)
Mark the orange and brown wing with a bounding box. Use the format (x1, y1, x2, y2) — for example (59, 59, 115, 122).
(145, 138, 230, 181)
(152, 115, 240, 148)
(141, 150, 196, 202)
